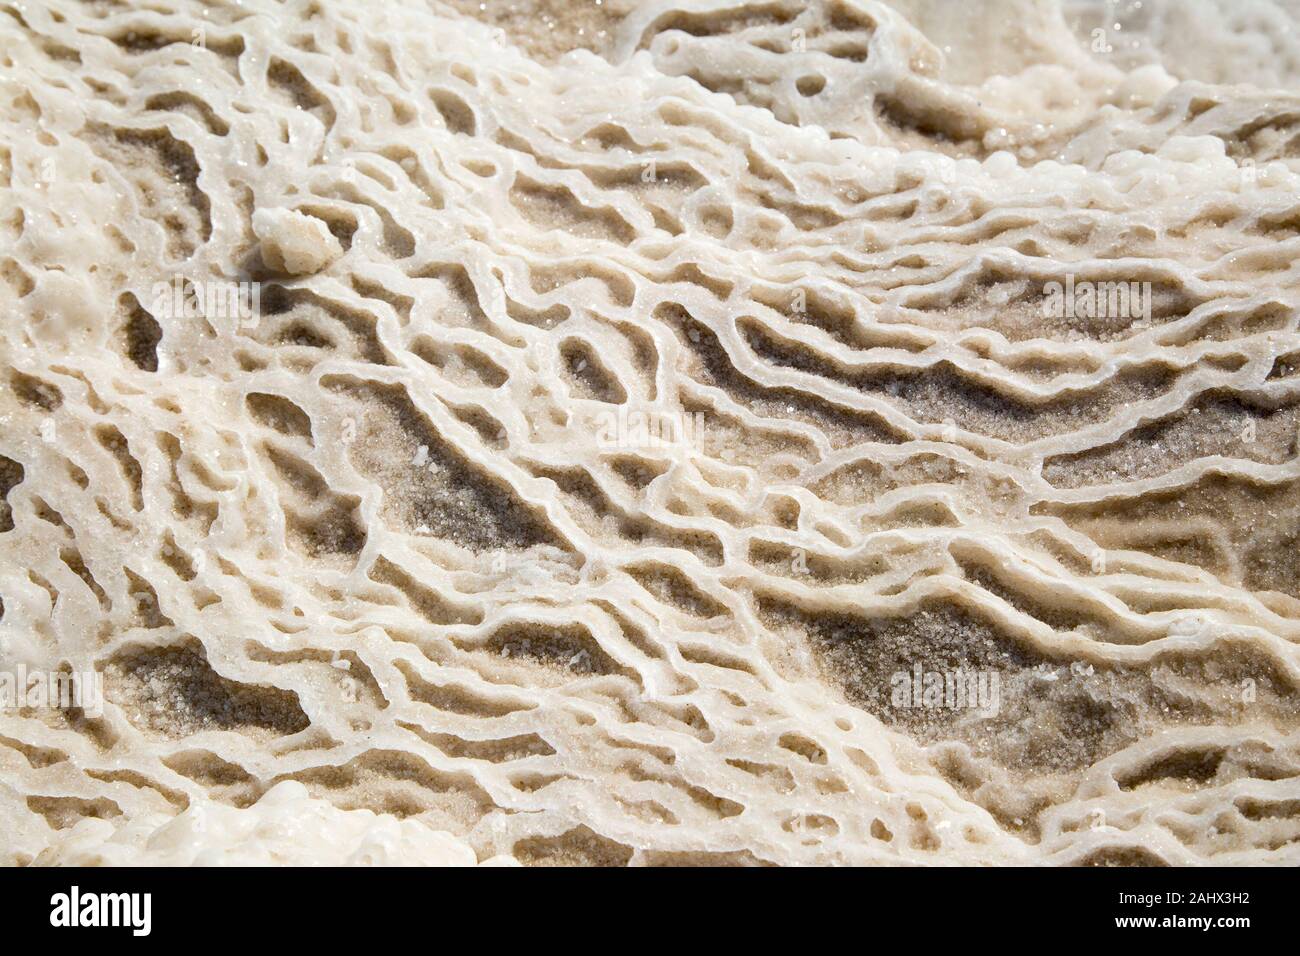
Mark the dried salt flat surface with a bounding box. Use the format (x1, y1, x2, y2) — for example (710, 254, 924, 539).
(1, 0, 1299, 867)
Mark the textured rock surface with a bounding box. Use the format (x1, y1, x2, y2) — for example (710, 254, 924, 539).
(1, 0, 1299, 866)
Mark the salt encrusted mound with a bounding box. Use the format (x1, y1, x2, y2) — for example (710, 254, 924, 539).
(252, 207, 343, 277)
(32, 780, 511, 866)
(1, 0, 1299, 866)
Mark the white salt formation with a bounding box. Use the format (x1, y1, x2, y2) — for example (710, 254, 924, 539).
(31, 779, 513, 866)
(251, 207, 343, 277)
(1, 0, 1299, 866)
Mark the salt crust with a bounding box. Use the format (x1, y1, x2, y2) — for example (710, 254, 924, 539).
(1, 0, 1299, 866)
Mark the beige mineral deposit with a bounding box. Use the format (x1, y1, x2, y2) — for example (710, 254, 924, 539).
(0, 0, 1298, 867)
